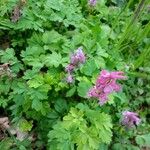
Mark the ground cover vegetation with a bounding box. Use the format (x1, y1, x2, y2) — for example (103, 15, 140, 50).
(0, 0, 150, 149)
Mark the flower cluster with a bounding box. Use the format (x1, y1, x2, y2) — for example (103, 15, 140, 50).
(88, 70, 126, 105)
(89, 0, 97, 6)
(65, 47, 86, 83)
(122, 111, 141, 128)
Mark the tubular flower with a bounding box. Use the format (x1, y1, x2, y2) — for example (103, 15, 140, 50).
(65, 64, 75, 73)
(70, 47, 86, 65)
(88, 70, 126, 105)
(122, 111, 141, 127)
(66, 74, 74, 83)
(65, 47, 86, 84)
(89, 0, 97, 6)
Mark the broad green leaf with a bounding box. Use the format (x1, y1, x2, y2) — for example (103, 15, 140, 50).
(48, 104, 112, 150)
(96, 44, 108, 58)
(42, 30, 62, 44)
(66, 86, 76, 97)
(0, 139, 13, 150)
(27, 80, 43, 88)
(77, 81, 92, 98)
(100, 25, 111, 39)
(136, 134, 150, 147)
(45, 0, 62, 11)
(45, 52, 62, 67)
(54, 99, 67, 113)
(27, 74, 45, 88)
(19, 145, 26, 150)
(32, 99, 43, 111)
(47, 111, 59, 119)
(81, 59, 97, 76)
(19, 119, 33, 132)
(0, 48, 18, 64)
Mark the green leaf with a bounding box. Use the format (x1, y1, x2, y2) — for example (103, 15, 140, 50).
(114, 92, 128, 104)
(0, 97, 8, 108)
(81, 59, 97, 76)
(98, 143, 109, 150)
(77, 81, 92, 98)
(32, 99, 43, 111)
(66, 86, 76, 97)
(19, 119, 33, 132)
(47, 111, 59, 119)
(27, 80, 42, 88)
(42, 30, 62, 44)
(107, 94, 115, 105)
(96, 44, 108, 58)
(112, 143, 125, 150)
(48, 104, 112, 150)
(0, 139, 13, 150)
(45, 0, 62, 11)
(57, 140, 74, 150)
(0, 48, 18, 64)
(27, 75, 44, 88)
(136, 134, 150, 147)
(54, 99, 67, 113)
(19, 145, 27, 150)
(112, 143, 140, 150)
(100, 25, 111, 39)
(88, 136, 99, 149)
(45, 52, 62, 67)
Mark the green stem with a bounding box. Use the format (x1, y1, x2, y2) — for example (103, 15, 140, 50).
(116, 0, 147, 51)
(134, 47, 150, 69)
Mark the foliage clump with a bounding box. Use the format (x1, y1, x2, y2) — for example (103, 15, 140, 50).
(0, 0, 150, 149)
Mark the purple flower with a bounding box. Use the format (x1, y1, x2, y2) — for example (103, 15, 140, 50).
(65, 47, 86, 84)
(65, 64, 75, 73)
(87, 70, 126, 105)
(89, 0, 97, 6)
(71, 47, 85, 65)
(66, 74, 74, 83)
(122, 111, 141, 127)
(76, 47, 86, 64)
(70, 47, 86, 65)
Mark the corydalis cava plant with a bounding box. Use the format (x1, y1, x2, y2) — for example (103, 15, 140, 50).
(122, 111, 141, 128)
(65, 47, 86, 83)
(88, 70, 126, 105)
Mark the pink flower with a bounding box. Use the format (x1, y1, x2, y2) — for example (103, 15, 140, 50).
(87, 70, 126, 105)
(122, 111, 141, 127)
(110, 71, 127, 80)
(88, 86, 99, 98)
(96, 70, 126, 86)
(103, 80, 121, 93)
(98, 93, 108, 105)
(96, 70, 125, 93)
